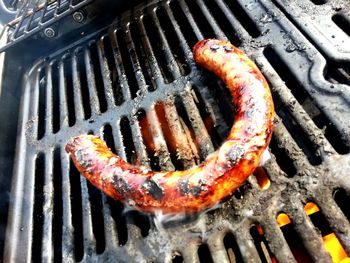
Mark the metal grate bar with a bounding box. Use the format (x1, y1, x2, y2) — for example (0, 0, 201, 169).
(178, 0, 204, 40)
(105, 121, 127, 161)
(60, 149, 75, 261)
(180, 88, 215, 159)
(96, 39, 116, 109)
(79, 176, 97, 254)
(206, 234, 230, 263)
(271, 0, 350, 62)
(287, 201, 333, 262)
(256, 55, 336, 156)
(86, 41, 110, 114)
(182, 244, 201, 263)
(11, 2, 30, 39)
(273, 116, 310, 170)
(134, 18, 163, 87)
(191, 85, 231, 145)
(260, 218, 297, 263)
(18, 153, 36, 262)
(59, 60, 69, 129)
(214, 0, 251, 40)
(234, 227, 262, 262)
(125, 20, 157, 92)
(193, 0, 226, 40)
(149, 10, 182, 80)
(263, 155, 289, 185)
(3, 79, 34, 262)
(99, 35, 125, 106)
(37, 0, 50, 25)
(127, 115, 151, 168)
(123, 24, 149, 95)
(55, 0, 62, 15)
(100, 194, 118, 250)
(84, 47, 101, 116)
(316, 195, 350, 255)
(44, 64, 53, 135)
(23, 3, 38, 33)
(109, 30, 132, 101)
(56, 0, 69, 15)
(30, 69, 40, 139)
(71, 53, 85, 121)
(147, 107, 175, 171)
(162, 3, 195, 68)
(163, 100, 197, 169)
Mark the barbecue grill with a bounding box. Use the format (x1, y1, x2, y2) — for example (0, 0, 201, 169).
(0, 0, 349, 262)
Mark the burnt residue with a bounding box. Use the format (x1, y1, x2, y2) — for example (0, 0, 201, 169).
(113, 176, 134, 196)
(73, 149, 93, 172)
(227, 145, 245, 165)
(190, 179, 209, 197)
(190, 184, 208, 197)
(179, 179, 190, 195)
(142, 179, 164, 200)
(178, 178, 208, 197)
(244, 107, 258, 119)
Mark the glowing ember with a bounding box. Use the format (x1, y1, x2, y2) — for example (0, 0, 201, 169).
(256, 224, 264, 235)
(276, 203, 350, 262)
(254, 167, 271, 190)
(323, 233, 349, 263)
(276, 202, 319, 229)
(304, 202, 320, 215)
(276, 213, 291, 228)
(305, 203, 350, 263)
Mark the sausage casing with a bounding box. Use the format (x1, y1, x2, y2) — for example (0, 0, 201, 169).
(66, 39, 275, 214)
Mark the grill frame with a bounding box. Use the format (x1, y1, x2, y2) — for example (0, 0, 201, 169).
(1, 0, 350, 262)
(0, 0, 148, 54)
(0, 0, 94, 52)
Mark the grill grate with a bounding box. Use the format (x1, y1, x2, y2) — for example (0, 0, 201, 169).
(3, 0, 350, 262)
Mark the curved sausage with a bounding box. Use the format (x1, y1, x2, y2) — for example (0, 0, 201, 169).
(65, 39, 275, 214)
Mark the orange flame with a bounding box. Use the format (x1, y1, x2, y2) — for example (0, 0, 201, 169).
(304, 202, 319, 215)
(304, 203, 350, 262)
(277, 213, 291, 228)
(277, 202, 320, 228)
(323, 233, 349, 263)
(256, 224, 264, 235)
(276, 203, 350, 262)
(254, 167, 271, 190)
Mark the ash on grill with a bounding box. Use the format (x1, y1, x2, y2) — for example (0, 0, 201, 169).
(0, 0, 350, 262)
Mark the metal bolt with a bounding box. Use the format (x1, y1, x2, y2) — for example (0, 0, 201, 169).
(73, 11, 85, 23)
(43, 27, 55, 38)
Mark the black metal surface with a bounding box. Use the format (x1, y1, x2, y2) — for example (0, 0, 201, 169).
(0, 0, 141, 53)
(1, 0, 350, 262)
(0, 0, 16, 26)
(0, 0, 92, 51)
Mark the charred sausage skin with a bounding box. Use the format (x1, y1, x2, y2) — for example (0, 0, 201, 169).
(65, 39, 275, 214)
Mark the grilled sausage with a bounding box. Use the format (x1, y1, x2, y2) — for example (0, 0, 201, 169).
(66, 39, 275, 214)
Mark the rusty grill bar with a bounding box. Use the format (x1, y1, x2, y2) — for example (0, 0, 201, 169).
(2, 0, 350, 262)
